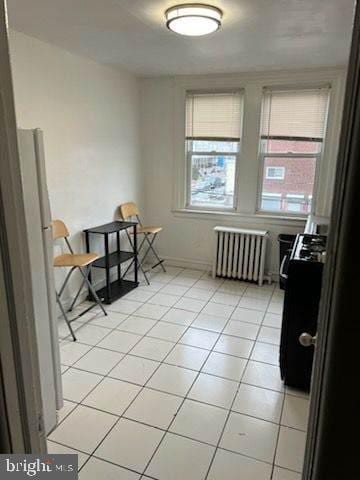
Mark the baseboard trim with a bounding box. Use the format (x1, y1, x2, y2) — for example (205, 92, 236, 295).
(160, 255, 212, 272)
(269, 271, 280, 283)
(161, 256, 280, 284)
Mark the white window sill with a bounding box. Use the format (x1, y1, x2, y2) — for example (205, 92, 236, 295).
(172, 208, 307, 227)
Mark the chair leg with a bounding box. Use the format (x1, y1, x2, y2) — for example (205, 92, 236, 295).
(68, 276, 86, 312)
(58, 267, 75, 297)
(123, 231, 150, 285)
(79, 266, 107, 316)
(121, 230, 139, 278)
(138, 261, 150, 285)
(56, 264, 106, 342)
(122, 257, 150, 285)
(142, 233, 166, 272)
(56, 292, 77, 341)
(134, 213, 165, 274)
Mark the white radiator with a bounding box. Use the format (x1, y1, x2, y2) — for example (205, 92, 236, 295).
(212, 226, 269, 286)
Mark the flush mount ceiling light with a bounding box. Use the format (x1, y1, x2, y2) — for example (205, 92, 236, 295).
(165, 4, 222, 36)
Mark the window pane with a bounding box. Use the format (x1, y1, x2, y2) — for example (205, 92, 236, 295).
(191, 140, 238, 153)
(190, 155, 236, 208)
(260, 156, 316, 214)
(261, 139, 322, 154)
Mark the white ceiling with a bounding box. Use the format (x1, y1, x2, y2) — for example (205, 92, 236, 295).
(8, 0, 355, 76)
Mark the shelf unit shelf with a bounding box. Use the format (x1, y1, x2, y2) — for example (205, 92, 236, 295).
(92, 251, 135, 269)
(96, 279, 138, 303)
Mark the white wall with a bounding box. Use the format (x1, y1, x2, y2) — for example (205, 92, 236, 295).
(9, 30, 142, 299)
(141, 70, 346, 277)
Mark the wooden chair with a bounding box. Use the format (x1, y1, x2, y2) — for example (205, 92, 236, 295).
(119, 202, 166, 284)
(52, 220, 107, 341)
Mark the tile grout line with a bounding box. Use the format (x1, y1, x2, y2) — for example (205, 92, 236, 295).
(56, 275, 185, 436)
(203, 287, 269, 480)
(62, 316, 284, 399)
(62, 268, 243, 376)
(49, 423, 302, 476)
(63, 326, 281, 357)
(64, 273, 254, 395)
(54, 267, 299, 478)
(60, 371, 307, 435)
(81, 268, 225, 475)
(59, 268, 186, 473)
(55, 268, 222, 472)
(131, 270, 247, 478)
(268, 285, 288, 480)
(72, 268, 209, 474)
(135, 285, 241, 478)
(62, 302, 281, 401)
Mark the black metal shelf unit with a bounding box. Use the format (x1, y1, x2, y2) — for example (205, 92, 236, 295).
(84, 221, 138, 304)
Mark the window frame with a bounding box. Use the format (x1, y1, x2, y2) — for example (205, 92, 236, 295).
(256, 87, 330, 217)
(184, 89, 244, 212)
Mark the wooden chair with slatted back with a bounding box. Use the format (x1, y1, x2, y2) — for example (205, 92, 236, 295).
(52, 219, 107, 340)
(119, 202, 166, 284)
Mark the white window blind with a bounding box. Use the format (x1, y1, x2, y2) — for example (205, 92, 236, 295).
(261, 87, 330, 141)
(186, 91, 243, 141)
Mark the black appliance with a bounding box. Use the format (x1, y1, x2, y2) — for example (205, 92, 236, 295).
(279, 234, 326, 391)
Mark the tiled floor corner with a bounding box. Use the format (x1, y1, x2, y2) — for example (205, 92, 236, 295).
(51, 266, 310, 479)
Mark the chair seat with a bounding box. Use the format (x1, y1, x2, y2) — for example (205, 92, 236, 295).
(54, 253, 99, 268)
(134, 226, 163, 235)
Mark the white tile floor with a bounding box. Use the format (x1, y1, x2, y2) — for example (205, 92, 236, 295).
(50, 267, 309, 480)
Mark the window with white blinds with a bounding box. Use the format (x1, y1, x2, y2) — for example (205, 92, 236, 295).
(185, 91, 244, 210)
(259, 86, 331, 215)
(186, 91, 243, 141)
(185, 91, 243, 209)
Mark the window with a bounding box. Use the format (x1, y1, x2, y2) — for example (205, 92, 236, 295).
(258, 87, 330, 214)
(266, 166, 285, 180)
(185, 91, 243, 209)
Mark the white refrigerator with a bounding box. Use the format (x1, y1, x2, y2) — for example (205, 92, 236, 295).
(17, 128, 63, 435)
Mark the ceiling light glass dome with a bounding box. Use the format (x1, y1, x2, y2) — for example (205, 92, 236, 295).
(165, 4, 222, 36)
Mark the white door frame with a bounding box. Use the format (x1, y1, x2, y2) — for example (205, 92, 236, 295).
(0, 0, 45, 453)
